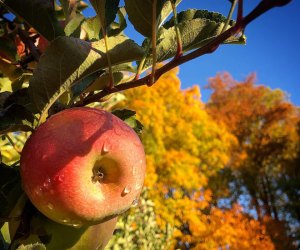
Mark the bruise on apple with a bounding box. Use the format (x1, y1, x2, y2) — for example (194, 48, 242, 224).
(20, 107, 146, 227)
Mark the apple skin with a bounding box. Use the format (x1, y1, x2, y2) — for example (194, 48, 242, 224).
(20, 107, 146, 226)
(11, 213, 117, 250)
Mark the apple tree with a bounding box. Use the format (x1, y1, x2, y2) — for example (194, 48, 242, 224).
(0, 0, 293, 249)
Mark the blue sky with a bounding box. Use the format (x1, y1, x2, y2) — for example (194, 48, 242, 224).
(85, 1, 300, 105)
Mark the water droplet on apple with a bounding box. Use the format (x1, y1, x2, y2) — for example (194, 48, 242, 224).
(122, 186, 131, 196)
(132, 198, 139, 207)
(71, 221, 83, 228)
(47, 203, 54, 210)
(62, 218, 70, 223)
(35, 188, 42, 196)
(102, 141, 112, 153)
(43, 177, 51, 188)
(54, 174, 64, 183)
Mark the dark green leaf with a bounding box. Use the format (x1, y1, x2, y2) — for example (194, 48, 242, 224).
(112, 109, 143, 135)
(0, 92, 11, 108)
(71, 70, 104, 97)
(0, 104, 34, 135)
(90, 0, 120, 30)
(124, 0, 182, 37)
(0, 0, 65, 41)
(3, 88, 37, 113)
(29, 35, 144, 121)
(0, 163, 23, 228)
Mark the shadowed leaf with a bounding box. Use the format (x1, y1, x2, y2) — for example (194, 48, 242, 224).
(29, 35, 144, 121)
(0, 104, 34, 135)
(0, 0, 64, 41)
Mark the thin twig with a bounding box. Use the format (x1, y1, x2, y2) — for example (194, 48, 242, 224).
(221, 0, 238, 33)
(149, 0, 158, 86)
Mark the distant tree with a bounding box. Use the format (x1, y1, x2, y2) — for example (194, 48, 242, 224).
(206, 72, 300, 249)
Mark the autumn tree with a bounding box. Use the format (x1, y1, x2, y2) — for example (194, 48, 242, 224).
(206, 72, 300, 249)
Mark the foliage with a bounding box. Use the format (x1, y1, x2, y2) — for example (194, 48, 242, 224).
(113, 69, 275, 249)
(206, 72, 300, 249)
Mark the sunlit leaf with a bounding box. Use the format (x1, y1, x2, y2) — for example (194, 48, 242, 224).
(125, 0, 182, 37)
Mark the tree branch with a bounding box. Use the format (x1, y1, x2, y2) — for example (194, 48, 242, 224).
(75, 0, 292, 107)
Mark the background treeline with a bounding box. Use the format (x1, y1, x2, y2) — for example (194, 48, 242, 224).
(107, 69, 299, 250)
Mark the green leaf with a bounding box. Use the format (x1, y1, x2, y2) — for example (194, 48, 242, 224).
(112, 109, 143, 135)
(0, 92, 11, 108)
(108, 7, 127, 36)
(0, 104, 34, 135)
(64, 13, 85, 37)
(0, 0, 65, 41)
(124, 0, 182, 37)
(29, 35, 144, 121)
(82, 8, 126, 40)
(147, 9, 244, 64)
(0, 163, 23, 228)
(82, 16, 102, 40)
(71, 70, 104, 97)
(84, 71, 124, 92)
(3, 88, 37, 114)
(90, 0, 120, 30)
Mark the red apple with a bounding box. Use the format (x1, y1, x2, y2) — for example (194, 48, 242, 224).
(20, 107, 146, 226)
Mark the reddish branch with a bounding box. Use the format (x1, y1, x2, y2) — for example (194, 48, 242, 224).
(75, 0, 292, 107)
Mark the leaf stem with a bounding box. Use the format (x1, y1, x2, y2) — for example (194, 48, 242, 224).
(221, 0, 238, 33)
(135, 39, 151, 80)
(103, 31, 115, 89)
(171, 0, 183, 58)
(149, 0, 158, 86)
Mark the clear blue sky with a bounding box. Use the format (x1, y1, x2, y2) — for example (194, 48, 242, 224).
(85, 1, 300, 105)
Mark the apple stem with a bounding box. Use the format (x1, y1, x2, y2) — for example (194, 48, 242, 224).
(92, 168, 105, 183)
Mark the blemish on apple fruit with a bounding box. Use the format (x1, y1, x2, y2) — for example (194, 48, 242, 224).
(122, 186, 131, 196)
(43, 177, 51, 188)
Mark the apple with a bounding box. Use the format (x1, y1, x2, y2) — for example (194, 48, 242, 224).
(12, 212, 117, 250)
(20, 107, 146, 226)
